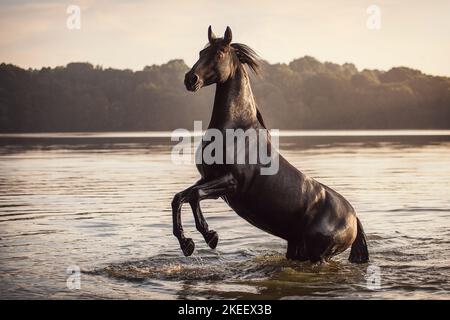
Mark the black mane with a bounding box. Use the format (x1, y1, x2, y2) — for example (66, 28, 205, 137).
(231, 43, 260, 74)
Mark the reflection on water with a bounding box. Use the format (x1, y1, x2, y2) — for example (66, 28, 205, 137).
(0, 132, 449, 299)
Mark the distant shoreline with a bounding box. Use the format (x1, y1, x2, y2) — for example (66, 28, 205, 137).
(2, 60, 449, 133)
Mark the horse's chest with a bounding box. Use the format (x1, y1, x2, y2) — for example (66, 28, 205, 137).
(195, 141, 231, 179)
(196, 161, 228, 180)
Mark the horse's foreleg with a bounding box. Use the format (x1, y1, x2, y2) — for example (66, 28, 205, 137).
(172, 174, 237, 256)
(189, 201, 218, 249)
(172, 183, 200, 257)
(186, 174, 237, 250)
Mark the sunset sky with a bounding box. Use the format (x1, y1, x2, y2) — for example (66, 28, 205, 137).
(1, 0, 449, 76)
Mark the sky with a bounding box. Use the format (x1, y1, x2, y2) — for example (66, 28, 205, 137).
(0, 0, 449, 76)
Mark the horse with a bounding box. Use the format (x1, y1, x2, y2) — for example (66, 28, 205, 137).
(171, 26, 369, 263)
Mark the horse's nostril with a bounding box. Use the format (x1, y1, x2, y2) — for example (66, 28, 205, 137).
(190, 73, 199, 84)
(184, 72, 200, 90)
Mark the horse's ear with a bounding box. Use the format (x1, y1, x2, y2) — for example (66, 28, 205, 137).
(208, 26, 216, 44)
(224, 26, 232, 45)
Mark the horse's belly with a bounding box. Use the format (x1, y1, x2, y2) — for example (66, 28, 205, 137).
(223, 194, 301, 240)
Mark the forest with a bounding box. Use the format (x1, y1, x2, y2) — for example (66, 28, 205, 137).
(1, 56, 449, 132)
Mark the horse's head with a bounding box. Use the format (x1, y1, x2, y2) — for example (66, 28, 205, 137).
(184, 26, 236, 92)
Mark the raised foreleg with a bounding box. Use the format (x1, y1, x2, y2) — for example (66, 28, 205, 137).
(171, 173, 237, 256)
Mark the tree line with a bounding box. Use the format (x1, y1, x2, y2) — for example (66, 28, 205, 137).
(1, 56, 449, 132)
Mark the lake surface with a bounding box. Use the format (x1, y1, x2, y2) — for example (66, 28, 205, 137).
(0, 131, 449, 299)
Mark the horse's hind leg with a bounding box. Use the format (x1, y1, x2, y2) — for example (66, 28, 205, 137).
(286, 241, 297, 260)
(189, 201, 218, 249)
(305, 234, 338, 264)
(286, 240, 309, 261)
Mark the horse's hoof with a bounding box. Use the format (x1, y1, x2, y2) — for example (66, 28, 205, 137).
(205, 230, 219, 249)
(181, 238, 195, 256)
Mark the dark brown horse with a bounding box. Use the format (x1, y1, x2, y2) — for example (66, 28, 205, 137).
(172, 26, 369, 263)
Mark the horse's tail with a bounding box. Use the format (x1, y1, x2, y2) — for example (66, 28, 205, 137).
(349, 217, 369, 263)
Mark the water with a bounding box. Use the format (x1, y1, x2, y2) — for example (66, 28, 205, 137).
(0, 131, 449, 299)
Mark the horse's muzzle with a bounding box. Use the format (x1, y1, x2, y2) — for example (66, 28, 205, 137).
(184, 72, 202, 92)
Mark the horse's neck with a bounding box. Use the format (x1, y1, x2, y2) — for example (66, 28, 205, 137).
(208, 66, 257, 130)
